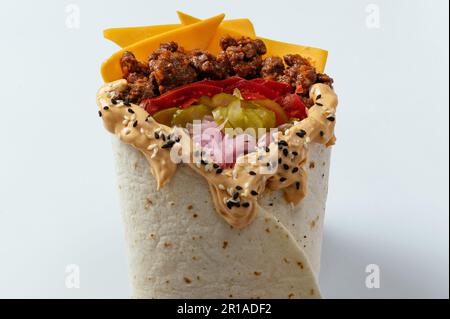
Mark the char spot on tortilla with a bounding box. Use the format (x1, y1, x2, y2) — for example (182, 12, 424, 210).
(297, 262, 304, 269)
(183, 277, 192, 284)
(254, 271, 261, 276)
(265, 228, 271, 233)
(288, 293, 295, 299)
(145, 196, 153, 209)
(187, 204, 193, 210)
(309, 161, 315, 169)
(222, 241, 229, 249)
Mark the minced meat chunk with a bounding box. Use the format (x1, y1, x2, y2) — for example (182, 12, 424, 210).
(218, 36, 267, 79)
(119, 51, 157, 103)
(189, 49, 230, 80)
(120, 51, 150, 79)
(261, 56, 285, 80)
(148, 42, 198, 93)
(278, 54, 317, 95)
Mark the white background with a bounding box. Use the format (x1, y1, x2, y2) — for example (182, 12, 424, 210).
(0, 0, 448, 298)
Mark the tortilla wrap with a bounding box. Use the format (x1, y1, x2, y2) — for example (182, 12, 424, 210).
(112, 137, 331, 299)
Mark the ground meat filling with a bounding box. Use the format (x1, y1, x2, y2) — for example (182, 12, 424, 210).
(189, 49, 230, 80)
(278, 54, 317, 95)
(148, 42, 198, 93)
(218, 36, 267, 79)
(116, 37, 334, 105)
(261, 56, 285, 80)
(118, 52, 157, 103)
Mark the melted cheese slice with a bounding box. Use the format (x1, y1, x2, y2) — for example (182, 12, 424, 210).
(101, 14, 225, 82)
(177, 11, 255, 54)
(103, 24, 180, 48)
(103, 14, 255, 49)
(260, 38, 328, 73)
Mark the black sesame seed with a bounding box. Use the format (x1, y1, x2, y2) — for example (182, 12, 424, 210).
(98, 110, 102, 117)
(278, 140, 288, 146)
(292, 167, 299, 173)
(266, 162, 271, 167)
(232, 192, 239, 200)
(161, 140, 176, 149)
(226, 201, 234, 209)
(283, 149, 289, 157)
(320, 131, 324, 137)
(235, 186, 243, 191)
(103, 106, 109, 110)
(235, 202, 241, 208)
(242, 202, 250, 208)
(251, 190, 259, 196)
(133, 121, 138, 127)
(200, 159, 208, 165)
(265, 146, 270, 153)
(292, 151, 298, 156)
(280, 177, 287, 182)
(327, 116, 335, 122)
(316, 94, 322, 100)
(296, 129, 307, 138)
(316, 102, 324, 106)
(278, 144, 283, 150)
(283, 164, 290, 170)
(146, 115, 151, 122)
(278, 158, 282, 164)
(249, 171, 257, 176)
(295, 181, 301, 190)
(154, 132, 160, 139)
(127, 108, 134, 114)
(213, 163, 219, 169)
(175, 136, 181, 142)
(111, 99, 118, 105)
(161, 134, 166, 141)
(216, 168, 223, 174)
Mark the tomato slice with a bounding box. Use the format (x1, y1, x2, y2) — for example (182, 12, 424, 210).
(142, 83, 223, 114)
(277, 94, 308, 121)
(199, 76, 244, 89)
(226, 80, 279, 100)
(250, 79, 292, 96)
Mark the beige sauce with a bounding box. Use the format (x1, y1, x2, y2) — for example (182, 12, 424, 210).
(97, 80, 338, 229)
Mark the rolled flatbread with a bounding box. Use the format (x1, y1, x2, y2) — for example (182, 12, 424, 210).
(98, 79, 337, 299)
(113, 139, 330, 299)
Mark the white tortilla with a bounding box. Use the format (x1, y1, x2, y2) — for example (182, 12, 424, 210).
(112, 137, 331, 299)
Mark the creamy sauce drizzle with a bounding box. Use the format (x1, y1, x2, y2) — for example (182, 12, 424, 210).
(97, 80, 338, 229)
